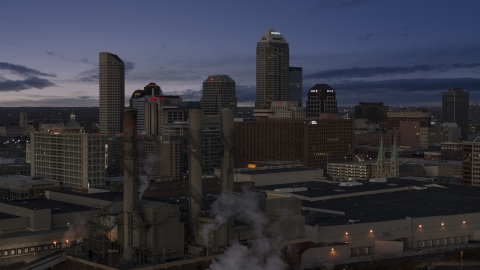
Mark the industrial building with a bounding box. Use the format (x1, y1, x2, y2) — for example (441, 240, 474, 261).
(0, 175, 60, 200)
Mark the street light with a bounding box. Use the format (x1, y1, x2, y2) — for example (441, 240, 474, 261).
(460, 250, 464, 269)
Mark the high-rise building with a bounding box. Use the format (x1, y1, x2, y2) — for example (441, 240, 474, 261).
(442, 88, 469, 139)
(306, 84, 337, 118)
(289, 67, 303, 107)
(386, 109, 432, 129)
(99, 52, 125, 176)
(256, 29, 289, 109)
(19, 112, 27, 128)
(354, 102, 388, 124)
(200, 75, 237, 115)
(469, 103, 480, 126)
(129, 82, 162, 133)
(30, 113, 106, 188)
(462, 131, 480, 185)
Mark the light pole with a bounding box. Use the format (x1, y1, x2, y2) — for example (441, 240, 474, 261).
(460, 250, 464, 269)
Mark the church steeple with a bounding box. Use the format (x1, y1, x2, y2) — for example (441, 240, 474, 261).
(378, 136, 385, 160)
(391, 138, 398, 161)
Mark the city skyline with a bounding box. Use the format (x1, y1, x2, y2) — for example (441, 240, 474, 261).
(1, 0, 480, 107)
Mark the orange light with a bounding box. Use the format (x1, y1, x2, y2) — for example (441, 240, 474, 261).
(463, 221, 466, 224)
(419, 225, 422, 228)
(345, 232, 348, 235)
(331, 248, 334, 251)
(441, 223, 444, 226)
(370, 230, 373, 233)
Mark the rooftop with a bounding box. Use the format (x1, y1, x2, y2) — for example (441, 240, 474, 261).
(235, 167, 318, 175)
(0, 198, 92, 213)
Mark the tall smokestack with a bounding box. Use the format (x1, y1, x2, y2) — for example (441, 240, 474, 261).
(188, 109, 203, 233)
(221, 108, 234, 194)
(122, 109, 137, 261)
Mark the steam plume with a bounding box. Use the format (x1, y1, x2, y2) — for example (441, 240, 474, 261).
(138, 154, 155, 200)
(62, 214, 88, 246)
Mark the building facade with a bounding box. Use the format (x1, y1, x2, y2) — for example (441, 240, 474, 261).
(354, 102, 388, 124)
(256, 29, 289, 109)
(443, 88, 469, 139)
(200, 75, 237, 116)
(289, 67, 303, 107)
(99, 52, 125, 176)
(386, 109, 432, 129)
(462, 132, 480, 185)
(30, 122, 106, 188)
(234, 118, 354, 168)
(129, 82, 162, 133)
(306, 84, 337, 118)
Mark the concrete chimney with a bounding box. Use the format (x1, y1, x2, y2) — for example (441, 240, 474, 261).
(220, 108, 234, 194)
(122, 109, 138, 261)
(188, 109, 203, 233)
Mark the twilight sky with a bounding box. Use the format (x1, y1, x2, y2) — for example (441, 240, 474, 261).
(1, 0, 480, 107)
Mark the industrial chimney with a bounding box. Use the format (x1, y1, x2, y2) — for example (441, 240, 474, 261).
(122, 109, 138, 261)
(220, 108, 234, 194)
(188, 109, 203, 233)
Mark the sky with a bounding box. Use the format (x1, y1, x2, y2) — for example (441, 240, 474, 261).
(1, 0, 480, 107)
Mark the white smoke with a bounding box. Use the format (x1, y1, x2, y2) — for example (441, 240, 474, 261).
(138, 154, 155, 200)
(62, 214, 88, 246)
(202, 190, 287, 270)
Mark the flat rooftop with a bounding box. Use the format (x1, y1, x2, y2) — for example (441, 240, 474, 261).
(0, 198, 92, 213)
(303, 181, 480, 226)
(235, 167, 319, 175)
(0, 175, 57, 184)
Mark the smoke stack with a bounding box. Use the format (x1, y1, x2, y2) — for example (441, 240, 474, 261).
(221, 108, 234, 194)
(122, 109, 137, 261)
(188, 109, 203, 233)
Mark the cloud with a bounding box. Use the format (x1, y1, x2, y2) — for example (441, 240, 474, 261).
(358, 33, 374, 42)
(0, 62, 56, 77)
(236, 84, 256, 103)
(47, 51, 97, 65)
(124, 61, 135, 73)
(0, 95, 99, 107)
(164, 89, 202, 101)
(0, 76, 57, 92)
(305, 63, 480, 80)
(313, 0, 377, 10)
(73, 60, 135, 83)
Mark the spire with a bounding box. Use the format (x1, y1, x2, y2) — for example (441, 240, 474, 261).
(378, 136, 385, 160)
(391, 137, 398, 161)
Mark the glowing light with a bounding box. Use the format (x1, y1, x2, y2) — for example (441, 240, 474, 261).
(331, 248, 334, 251)
(441, 223, 444, 226)
(419, 225, 422, 228)
(209, 77, 215, 81)
(463, 221, 466, 224)
(370, 230, 373, 233)
(160, 97, 165, 101)
(345, 232, 348, 235)
(150, 97, 157, 101)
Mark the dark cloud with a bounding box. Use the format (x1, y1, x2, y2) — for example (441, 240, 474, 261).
(0, 62, 56, 77)
(74, 60, 135, 83)
(333, 77, 480, 93)
(164, 89, 202, 101)
(46, 52, 96, 65)
(0, 76, 57, 91)
(124, 61, 135, 73)
(236, 84, 256, 103)
(313, 0, 377, 10)
(0, 96, 99, 107)
(305, 63, 480, 80)
(358, 33, 374, 42)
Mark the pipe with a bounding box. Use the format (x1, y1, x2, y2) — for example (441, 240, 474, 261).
(188, 109, 203, 235)
(122, 109, 137, 261)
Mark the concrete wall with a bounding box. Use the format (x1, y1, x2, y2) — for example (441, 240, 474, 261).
(0, 203, 51, 231)
(0, 217, 29, 233)
(51, 211, 92, 229)
(373, 240, 403, 255)
(302, 244, 351, 268)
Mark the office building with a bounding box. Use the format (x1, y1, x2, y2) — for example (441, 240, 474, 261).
(99, 52, 125, 176)
(462, 131, 480, 185)
(234, 118, 353, 168)
(256, 29, 289, 109)
(327, 162, 374, 181)
(306, 84, 337, 118)
(129, 82, 162, 133)
(469, 103, 480, 125)
(442, 88, 469, 139)
(30, 114, 106, 188)
(419, 126, 443, 149)
(144, 95, 188, 136)
(200, 75, 237, 115)
(252, 101, 304, 119)
(386, 108, 432, 129)
(289, 67, 303, 107)
(354, 102, 388, 124)
(441, 123, 461, 143)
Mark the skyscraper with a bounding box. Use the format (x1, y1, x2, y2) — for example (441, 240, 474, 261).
(256, 29, 289, 109)
(99, 52, 125, 175)
(306, 84, 337, 118)
(354, 102, 388, 124)
(200, 75, 237, 116)
(129, 82, 162, 133)
(442, 88, 469, 139)
(289, 67, 303, 107)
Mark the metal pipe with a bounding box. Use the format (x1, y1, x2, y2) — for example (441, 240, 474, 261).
(122, 109, 137, 261)
(188, 109, 203, 235)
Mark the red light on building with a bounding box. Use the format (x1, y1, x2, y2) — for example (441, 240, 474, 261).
(209, 77, 214, 81)
(53, 129, 57, 133)
(137, 133, 142, 137)
(160, 97, 165, 101)
(95, 132, 98, 136)
(150, 97, 157, 101)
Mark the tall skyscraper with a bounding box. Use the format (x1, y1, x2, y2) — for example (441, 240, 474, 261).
(99, 52, 125, 175)
(200, 75, 237, 116)
(306, 84, 337, 118)
(289, 67, 303, 107)
(129, 82, 162, 133)
(256, 29, 289, 109)
(442, 88, 469, 139)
